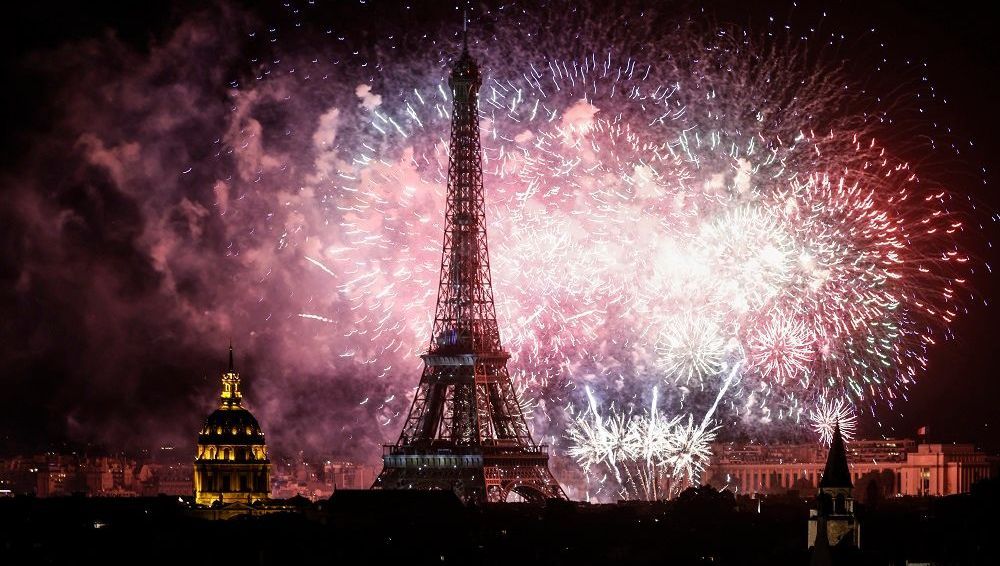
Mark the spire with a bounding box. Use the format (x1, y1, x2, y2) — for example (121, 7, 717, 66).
(819, 422, 853, 489)
(220, 342, 242, 407)
(450, 12, 479, 94)
(462, 8, 469, 55)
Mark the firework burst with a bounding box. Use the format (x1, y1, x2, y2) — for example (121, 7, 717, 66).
(664, 414, 720, 487)
(655, 316, 728, 385)
(565, 367, 740, 499)
(745, 314, 814, 387)
(809, 397, 859, 445)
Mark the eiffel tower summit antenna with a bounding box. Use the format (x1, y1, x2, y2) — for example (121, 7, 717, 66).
(372, 30, 566, 504)
(462, 9, 469, 52)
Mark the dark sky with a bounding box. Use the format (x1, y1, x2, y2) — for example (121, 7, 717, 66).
(1, 0, 997, 461)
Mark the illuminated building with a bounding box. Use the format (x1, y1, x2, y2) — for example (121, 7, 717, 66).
(706, 436, 994, 499)
(899, 443, 993, 496)
(193, 345, 271, 506)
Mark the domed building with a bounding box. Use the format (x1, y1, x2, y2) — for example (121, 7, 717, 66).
(193, 345, 271, 507)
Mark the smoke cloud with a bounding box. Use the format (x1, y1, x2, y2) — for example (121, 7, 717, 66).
(0, 3, 407, 461)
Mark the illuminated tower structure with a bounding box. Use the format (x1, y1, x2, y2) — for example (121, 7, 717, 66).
(373, 39, 565, 504)
(808, 423, 860, 551)
(193, 345, 271, 506)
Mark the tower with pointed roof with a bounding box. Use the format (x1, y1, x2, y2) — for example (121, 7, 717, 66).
(193, 344, 271, 506)
(808, 423, 860, 550)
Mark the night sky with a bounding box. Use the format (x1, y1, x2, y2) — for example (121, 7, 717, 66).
(1, 0, 997, 467)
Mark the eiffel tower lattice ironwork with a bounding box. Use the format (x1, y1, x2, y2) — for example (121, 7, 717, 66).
(372, 40, 566, 504)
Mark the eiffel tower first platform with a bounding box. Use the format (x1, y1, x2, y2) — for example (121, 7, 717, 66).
(372, 40, 566, 504)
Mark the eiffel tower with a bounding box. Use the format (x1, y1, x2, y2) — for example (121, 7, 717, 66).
(372, 37, 566, 504)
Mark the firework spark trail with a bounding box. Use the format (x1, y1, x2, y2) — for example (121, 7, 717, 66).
(626, 386, 680, 500)
(566, 386, 632, 485)
(663, 364, 741, 490)
(699, 363, 740, 432)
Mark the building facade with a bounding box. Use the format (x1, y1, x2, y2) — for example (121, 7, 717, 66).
(899, 443, 992, 496)
(706, 437, 993, 499)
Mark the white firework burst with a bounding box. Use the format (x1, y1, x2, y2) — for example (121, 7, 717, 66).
(809, 397, 857, 445)
(656, 316, 727, 385)
(629, 387, 682, 464)
(565, 414, 608, 473)
(566, 387, 635, 482)
(662, 414, 720, 486)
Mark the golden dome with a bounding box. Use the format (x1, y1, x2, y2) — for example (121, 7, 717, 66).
(193, 344, 271, 506)
(199, 408, 266, 448)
